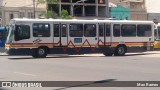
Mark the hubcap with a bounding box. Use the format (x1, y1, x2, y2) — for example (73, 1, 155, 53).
(38, 49, 45, 56)
(118, 47, 124, 54)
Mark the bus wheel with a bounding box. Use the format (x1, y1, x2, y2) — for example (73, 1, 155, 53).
(36, 48, 47, 58)
(103, 53, 113, 56)
(114, 45, 126, 56)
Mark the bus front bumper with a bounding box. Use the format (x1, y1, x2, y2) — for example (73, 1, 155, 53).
(6, 48, 33, 55)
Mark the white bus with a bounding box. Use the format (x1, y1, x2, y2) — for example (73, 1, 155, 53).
(154, 23, 160, 49)
(5, 19, 154, 58)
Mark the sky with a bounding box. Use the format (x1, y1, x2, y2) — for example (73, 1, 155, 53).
(146, 0, 160, 13)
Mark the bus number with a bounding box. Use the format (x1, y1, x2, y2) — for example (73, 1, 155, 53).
(74, 38, 82, 43)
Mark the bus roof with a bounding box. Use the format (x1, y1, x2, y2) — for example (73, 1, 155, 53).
(10, 18, 154, 24)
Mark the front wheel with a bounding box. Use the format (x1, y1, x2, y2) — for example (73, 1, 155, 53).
(114, 45, 126, 56)
(32, 48, 47, 58)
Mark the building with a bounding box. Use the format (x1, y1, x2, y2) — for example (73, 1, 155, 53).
(1, 0, 46, 26)
(146, 0, 160, 22)
(109, 0, 147, 20)
(48, 0, 109, 19)
(110, 5, 130, 20)
(0, 0, 3, 26)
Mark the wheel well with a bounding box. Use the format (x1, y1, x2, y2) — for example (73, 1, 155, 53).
(38, 46, 50, 53)
(116, 44, 127, 52)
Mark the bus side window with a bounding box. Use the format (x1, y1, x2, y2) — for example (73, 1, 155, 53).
(54, 24, 60, 37)
(70, 24, 83, 37)
(0, 28, 8, 40)
(137, 24, 151, 37)
(121, 24, 136, 37)
(62, 24, 67, 37)
(113, 24, 120, 37)
(158, 27, 160, 39)
(106, 24, 111, 36)
(84, 24, 96, 37)
(33, 23, 50, 37)
(99, 24, 104, 37)
(0, 31, 2, 39)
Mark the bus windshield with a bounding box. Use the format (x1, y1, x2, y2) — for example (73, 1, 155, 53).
(6, 25, 14, 44)
(157, 26, 160, 40)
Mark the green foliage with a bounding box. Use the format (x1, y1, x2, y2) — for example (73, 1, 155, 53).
(37, 0, 72, 19)
(46, 10, 58, 18)
(46, 0, 58, 4)
(61, 9, 72, 19)
(37, 0, 58, 4)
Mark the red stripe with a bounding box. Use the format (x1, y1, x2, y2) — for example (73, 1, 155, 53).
(8, 41, 154, 45)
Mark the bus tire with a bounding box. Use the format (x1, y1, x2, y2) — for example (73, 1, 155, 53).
(114, 45, 126, 56)
(103, 53, 113, 56)
(36, 47, 47, 58)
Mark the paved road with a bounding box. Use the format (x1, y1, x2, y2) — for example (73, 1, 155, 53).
(0, 51, 160, 90)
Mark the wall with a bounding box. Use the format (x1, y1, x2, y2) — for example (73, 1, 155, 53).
(148, 13, 160, 22)
(110, 5, 130, 20)
(2, 0, 46, 26)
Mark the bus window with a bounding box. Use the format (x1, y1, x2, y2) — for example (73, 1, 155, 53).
(137, 25, 151, 37)
(62, 24, 67, 37)
(14, 25, 30, 41)
(99, 24, 104, 37)
(106, 24, 111, 36)
(121, 24, 136, 37)
(113, 24, 120, 37)
(0, 31, 6, 40)
(158, 27, 160, 39)
(54, 24, 60, 37)
(154, 29, 157, 39)
(84, 24, 96, 37)
(0, 27, 8, 40)
(70, 24, 83, 37)
(0, 31, 2, 39)
(33, 23, 50, 37)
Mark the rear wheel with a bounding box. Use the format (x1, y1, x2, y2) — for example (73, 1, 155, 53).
(114, 45, 126, 56)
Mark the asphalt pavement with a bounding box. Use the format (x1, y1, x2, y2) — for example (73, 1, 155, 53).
(0, 51, 160, 90)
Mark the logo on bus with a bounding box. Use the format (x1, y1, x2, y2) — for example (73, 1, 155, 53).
(33, 38, 42, 45)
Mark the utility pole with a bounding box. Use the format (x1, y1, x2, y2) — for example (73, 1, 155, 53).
(33, 0, 36, 18)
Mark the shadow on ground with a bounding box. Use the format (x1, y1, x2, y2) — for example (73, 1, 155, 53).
(7, 52, 159, 60)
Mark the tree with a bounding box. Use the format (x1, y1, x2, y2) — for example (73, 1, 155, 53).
(37, 0, 72, 19)
(61, 9, 72, 19)
(46, 10, 58, 18)
(36, 0, 58, 18)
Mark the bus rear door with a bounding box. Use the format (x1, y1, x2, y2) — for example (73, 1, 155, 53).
(98, 24, 111, 46)
(53, 23, 68, 46)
